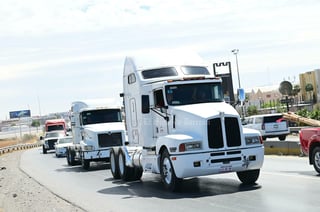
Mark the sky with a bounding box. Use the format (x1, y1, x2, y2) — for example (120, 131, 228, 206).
(1, 0, 320, 120)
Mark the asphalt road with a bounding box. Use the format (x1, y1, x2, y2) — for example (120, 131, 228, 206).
(20, 147, 320, 212)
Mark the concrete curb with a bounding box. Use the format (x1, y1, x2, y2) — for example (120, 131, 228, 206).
(264, 140, 301, 156)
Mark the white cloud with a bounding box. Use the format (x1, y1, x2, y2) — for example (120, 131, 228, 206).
(1, 0, 320, 119)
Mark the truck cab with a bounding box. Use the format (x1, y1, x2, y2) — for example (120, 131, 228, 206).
(44, 119, 66, 133)
(110, 50, 264, 191)
(67, 99, 126, 170)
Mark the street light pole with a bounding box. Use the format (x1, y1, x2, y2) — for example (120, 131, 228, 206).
(231, 49, 241, 89)
(232, 49, 245, 119)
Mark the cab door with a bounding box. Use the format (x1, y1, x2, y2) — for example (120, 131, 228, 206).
(152, 89, 168, 142)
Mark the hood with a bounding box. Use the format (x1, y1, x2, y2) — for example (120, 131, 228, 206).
(169, 102, 241, 137)
(56, 143, 72, 148)
(243, 127, 261, 136)
(84, 122, 125, 133)
(172, 102, 239, 119)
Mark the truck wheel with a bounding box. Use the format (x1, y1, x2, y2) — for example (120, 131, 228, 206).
(67, 149, 76, 166)
(81, 159, 90, 170)
(278, 135, 286, 141)
(160, 149, 182, 192)
(118, 148, 134, 181)
(81, 154, 90, 170)
(312, 147, 320, 174)
(131, 167, 143, 181)
(236, 169, 260, 185)
(42, 145, 47, 154)
(110, 148, 121, 179)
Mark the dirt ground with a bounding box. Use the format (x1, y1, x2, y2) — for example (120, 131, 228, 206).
(0, 139, 18, 148)
(0, 150, 85, 212)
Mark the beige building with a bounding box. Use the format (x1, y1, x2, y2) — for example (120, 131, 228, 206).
(299, 69, 320, 103)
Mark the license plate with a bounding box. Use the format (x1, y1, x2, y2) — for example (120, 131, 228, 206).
(219, 165, 232, 173)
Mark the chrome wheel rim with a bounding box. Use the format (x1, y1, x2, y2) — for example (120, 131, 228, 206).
(110, 152, 116, 173)
(162, 157, 172, 184)
(119, 152, 124, 175)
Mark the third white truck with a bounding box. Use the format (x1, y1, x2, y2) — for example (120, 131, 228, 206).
(110, 50, 264, 191)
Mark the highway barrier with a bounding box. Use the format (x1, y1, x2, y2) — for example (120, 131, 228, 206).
(0, 142, 42, 156)
(264, 140, 302, 156)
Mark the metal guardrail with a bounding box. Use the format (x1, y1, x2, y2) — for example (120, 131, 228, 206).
(0, 142, 42, 156)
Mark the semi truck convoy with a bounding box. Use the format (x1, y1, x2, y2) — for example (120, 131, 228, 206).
(66, 99, 126, 170)
(109, 51, 264, 191)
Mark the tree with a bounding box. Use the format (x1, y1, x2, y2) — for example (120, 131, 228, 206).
(247, 105, 258, 116)
(305, 83, 314, 102)
(31, 120, 40, 132)
(291, 84, 300, 103)
(292, 84, 301, 95)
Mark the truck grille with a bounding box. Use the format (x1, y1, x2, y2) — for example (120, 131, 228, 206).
(207, 117, 241, 149)
(98, 132, 122, 148)
(47, 139, 57, 149)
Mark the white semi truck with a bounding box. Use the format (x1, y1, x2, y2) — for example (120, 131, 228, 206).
(110, 51, 264, 191)
(66, 99, 126, 170)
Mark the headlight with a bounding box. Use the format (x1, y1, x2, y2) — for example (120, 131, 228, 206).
(83, 145, 94, 151)
(179, 142, 201, 152)
(245, 136, 262, 145)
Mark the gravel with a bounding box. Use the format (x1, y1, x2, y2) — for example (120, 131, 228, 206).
(0, 150, 85, 212)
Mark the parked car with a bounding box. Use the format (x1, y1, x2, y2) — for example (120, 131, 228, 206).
(242, 113, 289, 141)
(40, 131, 66, 154)
(54, 136, 73, 157)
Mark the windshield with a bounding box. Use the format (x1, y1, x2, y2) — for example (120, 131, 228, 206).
(81, 109, 122, 125)
(47, 125, 64, 131)
(165, 82, 223, 105)
(45, 132, 65, 138)
(58, 137, 72, 144)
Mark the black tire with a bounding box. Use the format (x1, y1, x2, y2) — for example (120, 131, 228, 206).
(279, 135, 286, 141)
(81, 153, 90, 170)
(110, 148, 121, 179)
(160, 149, 182, 192)
(118, 149, 134, 181)
(67, 148, 76, 166)
(131, 167, 143, 181)
(312, 146, 320, 174)
(237, 169, 260, 185)
(42, 145, 47, 154)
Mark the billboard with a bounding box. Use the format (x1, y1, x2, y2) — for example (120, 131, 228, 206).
(9, 110, 31, 119)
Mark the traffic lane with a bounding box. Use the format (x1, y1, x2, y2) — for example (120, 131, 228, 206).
(99, 159, 320, 212)
(21, 148, 263, 212)
(21, 148, 320, 212)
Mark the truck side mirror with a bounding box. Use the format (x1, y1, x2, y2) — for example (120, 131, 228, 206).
(142, 95, 150, 114)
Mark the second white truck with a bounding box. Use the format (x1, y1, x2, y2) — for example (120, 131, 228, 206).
(66, 99, 126, 170)
(110, 50, 264, 191)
